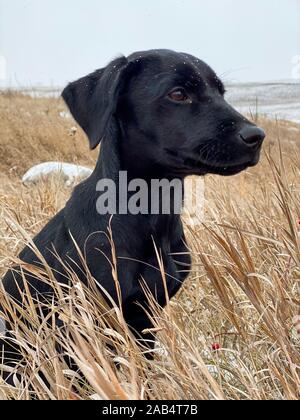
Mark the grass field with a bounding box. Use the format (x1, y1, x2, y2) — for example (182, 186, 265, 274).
(0, 91, 299, 400)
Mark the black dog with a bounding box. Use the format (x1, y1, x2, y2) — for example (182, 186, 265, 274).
(1, 49, 265, 378)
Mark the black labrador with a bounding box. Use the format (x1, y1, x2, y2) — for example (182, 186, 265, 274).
(0, 49, 265, 379)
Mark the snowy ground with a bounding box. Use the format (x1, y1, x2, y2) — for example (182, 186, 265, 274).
(22, 162, 93, 186)
(1, 81, 300, 123)
(226, 81, 300, 123)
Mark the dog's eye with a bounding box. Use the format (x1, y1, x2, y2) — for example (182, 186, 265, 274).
(168, 89, 190, 103)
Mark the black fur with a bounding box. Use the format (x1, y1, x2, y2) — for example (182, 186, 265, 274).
(0, 49, 265, 380)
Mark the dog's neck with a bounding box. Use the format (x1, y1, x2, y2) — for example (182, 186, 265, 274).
(94, 123, 183, 182)
(88, 125, 184, 222)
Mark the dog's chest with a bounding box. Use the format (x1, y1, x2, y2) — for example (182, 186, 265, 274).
(138, 225, 191, 305)
(140, 252, 183, 303)
(122, 214, 191, 308)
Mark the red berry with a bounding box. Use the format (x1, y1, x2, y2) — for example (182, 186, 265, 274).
(212, 343, 221, 351)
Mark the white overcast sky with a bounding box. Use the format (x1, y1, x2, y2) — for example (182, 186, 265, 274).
(0, 0, 300, 87)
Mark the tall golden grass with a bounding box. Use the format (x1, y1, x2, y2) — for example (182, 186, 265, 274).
(0, 92, 299, 400)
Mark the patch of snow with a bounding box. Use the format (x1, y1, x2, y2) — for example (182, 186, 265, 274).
(226, 81, 300, 123)
(59, 111, 72, 119)
(1, 81, 299, 122)
(22, 162, 93, 186)
(0, 87, 61, 98)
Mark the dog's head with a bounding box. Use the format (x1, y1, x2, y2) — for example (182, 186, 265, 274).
(63, 49, 265, 177)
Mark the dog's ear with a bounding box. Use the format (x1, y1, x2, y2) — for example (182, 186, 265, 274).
(62, 56, 128, 150)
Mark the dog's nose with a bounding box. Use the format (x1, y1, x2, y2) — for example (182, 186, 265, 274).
(239, 126, 266, 148)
